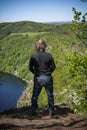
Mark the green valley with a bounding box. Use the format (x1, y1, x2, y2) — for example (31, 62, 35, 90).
(0, 19, 87, 117)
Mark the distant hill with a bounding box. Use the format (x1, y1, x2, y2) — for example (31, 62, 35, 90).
(44, 21, 72, 25)
(0, 21, 59, 39)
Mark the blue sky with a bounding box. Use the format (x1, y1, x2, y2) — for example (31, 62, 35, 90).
(0, 0, 87, 23)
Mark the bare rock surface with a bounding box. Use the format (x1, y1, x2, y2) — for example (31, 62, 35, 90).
(0, 104, 87, 130)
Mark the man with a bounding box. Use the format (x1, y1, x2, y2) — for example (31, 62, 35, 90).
(29, 39, 56, 116)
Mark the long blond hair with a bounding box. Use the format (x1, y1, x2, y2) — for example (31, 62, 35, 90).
(35, 39, 47, 52)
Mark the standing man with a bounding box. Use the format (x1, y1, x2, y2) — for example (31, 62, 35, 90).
(29, 39, 56, 116)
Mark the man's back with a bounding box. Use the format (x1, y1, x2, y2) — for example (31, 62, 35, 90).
(29, 51, 55, 76)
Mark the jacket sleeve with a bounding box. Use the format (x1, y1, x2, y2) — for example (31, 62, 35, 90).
(50, 56, 56, 73)
(29, 56, 34, 74)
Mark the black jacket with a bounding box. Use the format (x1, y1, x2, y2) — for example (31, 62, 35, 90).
(29, 51, 56, 76)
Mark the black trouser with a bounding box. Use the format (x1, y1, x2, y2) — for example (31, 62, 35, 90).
(31, 75, 54, 112)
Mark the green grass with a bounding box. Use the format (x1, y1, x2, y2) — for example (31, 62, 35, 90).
(10, 32, 48, 36)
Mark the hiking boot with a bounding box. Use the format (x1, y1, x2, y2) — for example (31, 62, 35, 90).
(49, 111, 54, 116)
(31, 109, 36, 116)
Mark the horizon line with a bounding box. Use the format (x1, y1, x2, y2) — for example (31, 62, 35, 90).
(0, 20, 72, 24)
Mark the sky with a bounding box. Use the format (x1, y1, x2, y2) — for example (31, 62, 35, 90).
(0, 0, 87, 23)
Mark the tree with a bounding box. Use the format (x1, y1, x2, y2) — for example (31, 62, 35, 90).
(71, 7, 87, 46)
(71, 7, 87, 81)
(66, 8, 87, 112)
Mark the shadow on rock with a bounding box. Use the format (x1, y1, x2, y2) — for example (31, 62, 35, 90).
(0, 103, 73, 119)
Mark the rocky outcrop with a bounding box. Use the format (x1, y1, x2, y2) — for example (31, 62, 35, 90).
(0, 104, 87, 130)
(17, 80, 33, 107)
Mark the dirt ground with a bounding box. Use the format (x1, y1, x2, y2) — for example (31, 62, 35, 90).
(0, 104, 87, 130)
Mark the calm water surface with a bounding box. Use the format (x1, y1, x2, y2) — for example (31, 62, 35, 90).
(0, 72, 27, 112)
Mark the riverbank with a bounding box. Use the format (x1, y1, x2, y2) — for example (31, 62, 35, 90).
(0, 104, 87, 130)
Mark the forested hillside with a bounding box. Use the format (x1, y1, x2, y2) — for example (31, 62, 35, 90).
(0, 9, 87, 117)
(0, 21, 58, 39)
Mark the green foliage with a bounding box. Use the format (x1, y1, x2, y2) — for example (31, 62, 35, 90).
(71, 7, 87, 46)
(66, 52, 87, 77)
(63, 85, 87, 114)
(64, 8, 87, 116)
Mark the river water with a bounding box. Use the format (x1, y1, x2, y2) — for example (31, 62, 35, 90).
(0, 72, 27, 112)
